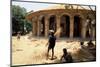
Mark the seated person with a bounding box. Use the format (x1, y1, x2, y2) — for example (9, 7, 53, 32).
(80, 41, 87, 49)
(87, 40, 96, 57)
(60, 48, 73, 63)
(87, 40, 95, 49)
(80, 41, 84, 46)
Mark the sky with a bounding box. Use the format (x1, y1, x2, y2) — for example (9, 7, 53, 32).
(12, 0, 96, 5)
(12, 0, 96, 12)
(12, 1, 57, 12)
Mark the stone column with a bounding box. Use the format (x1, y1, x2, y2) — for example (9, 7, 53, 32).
(31, 22, 34, 36)
(32, 18, 35, 36)
(37, 19, 41, 36)
(45, 16, 49, 37)
(92, 27, 96, 38)
(32, 17, 37, 36)
(56, 15, 61, 38)
(70, 16, 74, 38)
(81, 18, 86, 38)
(91, 20, 96, 39)
(32, 22, 36, 36)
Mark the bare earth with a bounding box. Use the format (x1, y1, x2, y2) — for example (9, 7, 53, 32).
(12, 35, 96, 66)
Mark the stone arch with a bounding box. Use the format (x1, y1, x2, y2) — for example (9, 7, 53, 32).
(60, 13, 71, 17)
(49, 15, 56, 32)
(74, 15, 82, 37)
(60, 14, 70, 37)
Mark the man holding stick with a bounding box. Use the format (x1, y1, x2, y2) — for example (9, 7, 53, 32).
(46, 27, 62, 60)
(46, 30, 56, 60)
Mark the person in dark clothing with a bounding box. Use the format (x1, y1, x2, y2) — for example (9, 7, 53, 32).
(46, 30, 56, 60)
(60, 48, 73, 63)
(87, 40, 95, 49)
(80, 41, 84, 46)
(87, 40, 96, 57)
(80, 41, 86, 48)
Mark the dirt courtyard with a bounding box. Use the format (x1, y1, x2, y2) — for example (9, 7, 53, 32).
(12, 35, 96, 66)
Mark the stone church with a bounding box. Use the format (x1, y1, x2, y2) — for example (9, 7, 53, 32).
(26, 5, 96, 39)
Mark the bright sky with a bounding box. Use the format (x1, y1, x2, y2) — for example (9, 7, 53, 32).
(12, 1, 57, 12)
(12, 0, 96, 5)
(12, 0, 96, 12)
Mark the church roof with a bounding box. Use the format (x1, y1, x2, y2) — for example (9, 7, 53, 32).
(39, 4, 95, 11)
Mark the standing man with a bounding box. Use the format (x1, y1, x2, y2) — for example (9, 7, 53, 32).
(46, 30, 56, 60)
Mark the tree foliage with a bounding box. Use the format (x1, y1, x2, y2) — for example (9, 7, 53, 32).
(12, 5, 32, 35)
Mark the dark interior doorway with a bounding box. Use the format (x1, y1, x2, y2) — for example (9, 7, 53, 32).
(74, 15, 81, 37)
(49, 15, 56, 32)
(60, 15, 70, 37)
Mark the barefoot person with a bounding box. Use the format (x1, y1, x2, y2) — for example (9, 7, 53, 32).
(46, 30, 56, 60)
(60, 48, 73, 63)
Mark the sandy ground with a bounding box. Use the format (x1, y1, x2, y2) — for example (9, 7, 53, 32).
(12, 35, 96, 66)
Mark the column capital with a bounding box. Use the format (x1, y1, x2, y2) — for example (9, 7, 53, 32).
(32, 17, 37, 22)
(70, 15, 74, 19)
(56, 14, 61, 18)
(45, 15, 50, 19)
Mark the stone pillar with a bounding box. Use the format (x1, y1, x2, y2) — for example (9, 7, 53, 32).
(31, 22, 34, 36)
(81, 18, 86, 38)
(32, 17, 37, 36)
(56, 15, 61, 38)
(32, 22, 37, 36)
(92, 27, 96, 38)
(37, 19, 41, 36)
(45, 17, 49, 37)
(91, 20, 96, 39)
(32, 18, 35, 36)
(70, 16, 74, 38)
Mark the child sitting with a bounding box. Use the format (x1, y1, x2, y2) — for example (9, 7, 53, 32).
(60, 48, 73, 63)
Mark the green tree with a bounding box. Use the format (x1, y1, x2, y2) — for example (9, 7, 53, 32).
(12, 5, 32, 35)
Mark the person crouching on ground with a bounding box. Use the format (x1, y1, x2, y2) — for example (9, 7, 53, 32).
(60, 48, 73, 63)
(46, 30, 56, 60)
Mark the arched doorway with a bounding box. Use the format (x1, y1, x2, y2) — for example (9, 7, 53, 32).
(49, 15, 56, 32)
(74, 15, 81, 37)
(40, 16, 45, 36)
(60, 15, 70, 37)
